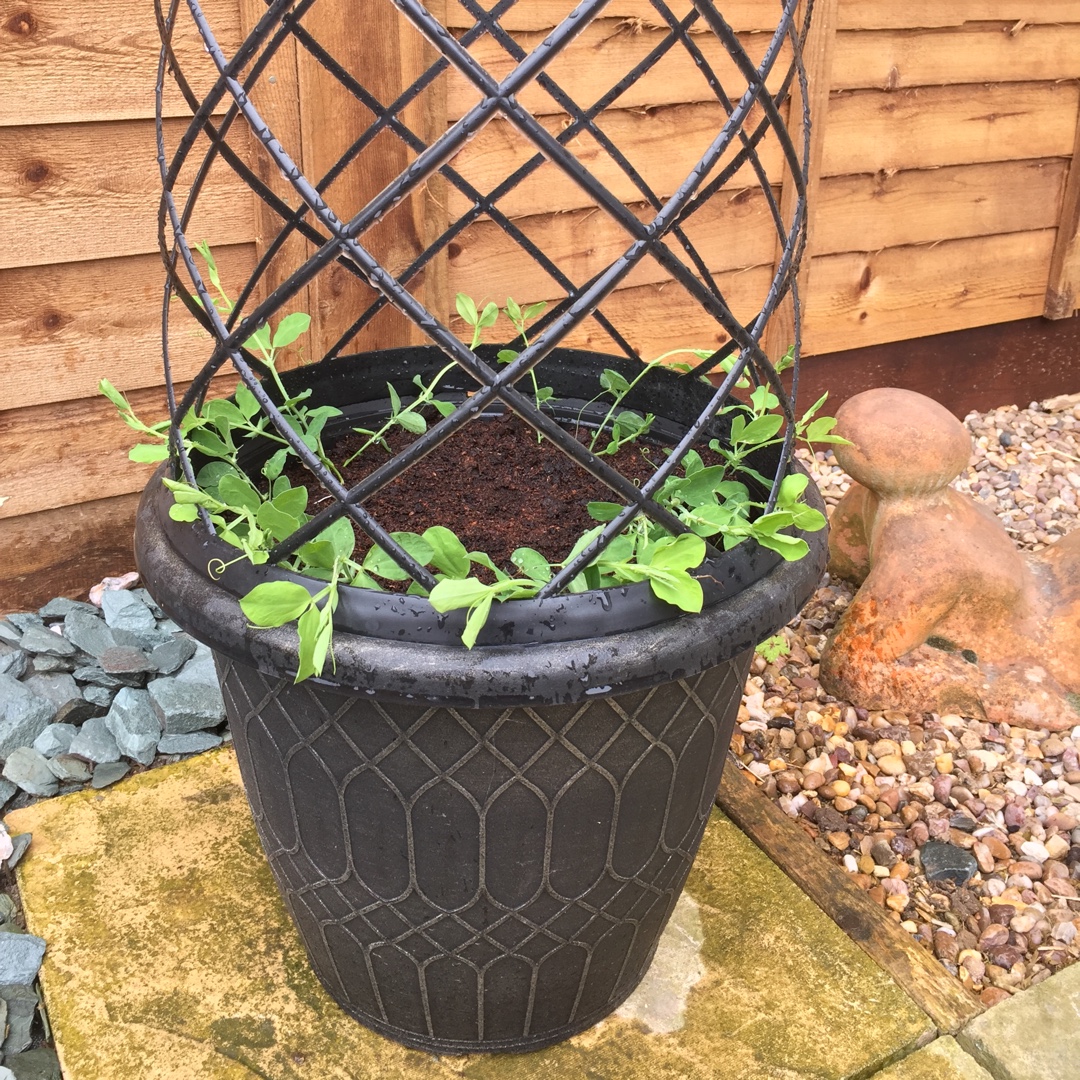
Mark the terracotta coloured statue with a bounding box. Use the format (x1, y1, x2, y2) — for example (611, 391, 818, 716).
(819, 388, 1080, 730)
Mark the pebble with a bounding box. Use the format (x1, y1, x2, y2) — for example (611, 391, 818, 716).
(0, 675, 56, 759)
(0, 932, 46, 985)
(67, 716, 121, 764)
(1, 749, 58, 798)
(103, 688, 160, 766)
(90, 761, 132, 790)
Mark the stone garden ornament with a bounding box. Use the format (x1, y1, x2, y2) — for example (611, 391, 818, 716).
(822, 388, 1080, 731)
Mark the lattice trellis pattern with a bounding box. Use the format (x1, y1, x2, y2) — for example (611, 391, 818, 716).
(218, 650, 746, 1051)
(155, 0, 812, 591)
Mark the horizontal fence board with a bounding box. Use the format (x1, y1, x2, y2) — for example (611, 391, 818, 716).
(0, 493, 141, 614)
(447, 185, 780, 306)
(0, 118, 256, 270)
(448, 102, 786, 220)
(804, 229, 1056, 353)
(813, 159, 1068, 255)
(0, 377, 233, 520)
(834, 1, 1080, 30)
(0, 0, 244, 126)
(832, 24, 1080, 90)
(444, 2, 795, 33)
(446, 21, 791, 120)
(0, 244, 257, 412)
(822, 83, 1080, 177)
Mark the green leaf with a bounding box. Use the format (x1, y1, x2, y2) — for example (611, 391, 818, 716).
(428, 577, 494, 612)
(614, 410, 648, 436)
(168, 503, 200, 522)
(803, 416, 849, 444)
(256, 501, 300, 541)
(467, 551, 507, 581)
(510, 547, 551, 582)
(240, 581, 313, 626)
(272, 311, 310, 350)
(261, 448, 288, 483)
(496, 349, 518, 364)
(431, 398, 456, 418)
(203, 397, 245, 434)
(647, 568, 703, 613)
(395, 410, 427, 435)
(187, 429, 233, 461)
(750, 385, 779, 413)
(162, 478, 214, 505)
(681, 449, 704, 476)
(218, 473, 262, 514)
(736, 414, 784, 445)
(600, 369, 630, 396)
(587, 501, 623, 522)
(272, 486, 307, 517)
(522, 302, 546, 321)
(195, 240, 222, 291)
(504, 296, 522, 323)
(129, 443, 170, 463)
(777, 472, 809, 504)
(674, 465, 729, 507)
(242, 324, 272, 356)
(754, 531, 809, 561)
(478, 301, 499, 329)
(294, 603, 322, 682)
(98, 378, 130, 411)
(387, 382, 402, 416)
(363, 531, 432, 580)
(455, 293, 478, 326)
(315, 517, 355, 562)
(423, 526, 470, 579)
(649, 533, 707, 574)
(198, 461, 240, 497)
(235, 384, 261, 419)
(461, 593, 493, 649)
(298, 540, 337, 570)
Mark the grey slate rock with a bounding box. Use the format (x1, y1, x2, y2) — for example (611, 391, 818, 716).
(2, 748, 59, 798)
(0, 646, 29, 680)
(104, 687, 160, 765)
(5, 834, 31, 871)
(80, 685, 115, 709)
(28, 654, 75, 674)
(0, 780, 17, 808)
(921, 840, 979, 885)
(149, 635, 197, 675)
(72, 664, 125, 689)
(0, 675, 56, 758)
(3, 615, 43, 635)
(0, 983, 38, 1054)
(0, 622, 21, 646)
(132, 588, 164, 618)
(38, 597, 97, 621)
(67, 715, 120, 764)
(91, 761, 131, 789)
(157, 617, 182, 634)
(148, 677, 225, 735)
(15, 625, 74, 658)
(53, 697, 102, 725)
(22, 673, 80, 712)
(63, 610, 117, 659)
(174, 644, 218, 688)
(99, 645, 153, 676)
(3, 1047, 62, 1080)
(158, 731, 223, 755)
(0, 933, 46, 985)
(31, 723, 78, 758)
(101, 589, 156, 634)
(47, 755, 92, 783)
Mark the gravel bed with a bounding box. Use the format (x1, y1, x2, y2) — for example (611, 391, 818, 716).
(739, 391, 1080, 1008)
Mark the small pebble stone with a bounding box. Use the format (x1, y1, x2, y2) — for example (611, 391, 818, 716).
(1, 748, 58, 798)
(90, 761, 131, 790)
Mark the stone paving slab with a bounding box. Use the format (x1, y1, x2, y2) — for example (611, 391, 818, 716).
(958, 961, 1080, 1080)
(867, 1036, 995, 1080)
(6, 749, 933, 1079)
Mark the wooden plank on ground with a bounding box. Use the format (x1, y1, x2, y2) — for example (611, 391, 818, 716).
(0, 118, 255, 270)
(0, 245, 257, 412)
(0, 494, 141, 614)
(0, 377, 233, 519)
(821, 82, 1080, 177)
(803, 229, 1057, 354)
(831, 24, 1080, 91)
(1045, 107, 1080, 319)
(835, 1, 1079, 30)
(294, 0, 448, 355)
(446, 21, 791, 120)
(0, 0, 243, 126)
(762, 0, 838, 374)
(814, 159, 1068, 256)
(717, 763, 984, 1034)
(448, 101, 785, 220)
(446, 185, 780, 306)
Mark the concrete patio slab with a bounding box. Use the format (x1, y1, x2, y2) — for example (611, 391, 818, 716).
(867, 1036, 995, 1080)
(958, 961, 1080, 1080)
(6, 748, 933, 1079)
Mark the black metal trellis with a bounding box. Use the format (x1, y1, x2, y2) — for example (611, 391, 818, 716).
(155, 0, 813, 596)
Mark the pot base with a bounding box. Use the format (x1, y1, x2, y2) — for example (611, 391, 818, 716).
(218, 650, 749, 1053)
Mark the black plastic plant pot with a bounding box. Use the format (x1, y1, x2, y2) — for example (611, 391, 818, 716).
(134, 347, 826, 1054)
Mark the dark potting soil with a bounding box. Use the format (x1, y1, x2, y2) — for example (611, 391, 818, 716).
(288, 410, 723, 573)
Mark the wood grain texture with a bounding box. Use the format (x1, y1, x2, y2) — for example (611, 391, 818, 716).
(0, 0, 243, 126)
(0, 118, 255, 270)
(294, 0, 448, 356)
(445, 21, 791, 120)
(717, 763, 984, 1035)
(822, 82, 1080, 177)
(832, 24, 1080, 90)
(0, 245, 257, 412)
(834, 0, 1079, 30)
(1045, 106, 1080, 319)
(0, 493, 140, 614)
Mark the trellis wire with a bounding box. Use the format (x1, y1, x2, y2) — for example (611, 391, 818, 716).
(155, 0, 813, 595)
